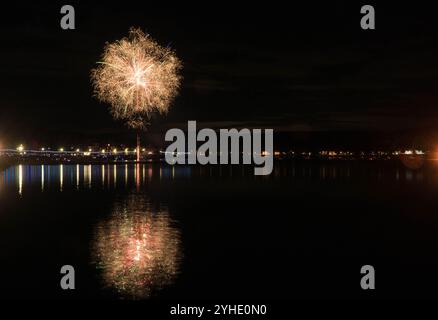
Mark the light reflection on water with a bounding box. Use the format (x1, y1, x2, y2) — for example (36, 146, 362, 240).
(0, 164, 194, 194)
(91, 193, 182, 299)
(0, 164, 186, 299)
(0, 162, 437, 299)
(0, 163, 430, 195)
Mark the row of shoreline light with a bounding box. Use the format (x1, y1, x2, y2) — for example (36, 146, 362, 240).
(10, 144, 151, 156)
(2, 145, 426, 158)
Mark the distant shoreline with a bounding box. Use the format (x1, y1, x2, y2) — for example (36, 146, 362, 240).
(1, 154, 434, 172)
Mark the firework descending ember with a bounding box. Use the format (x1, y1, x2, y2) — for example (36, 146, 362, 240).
(91, 28, 182, 160)
(92, 193, 182, 299)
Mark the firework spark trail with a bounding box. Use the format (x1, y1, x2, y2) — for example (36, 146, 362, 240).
(91, 28, 182, 130)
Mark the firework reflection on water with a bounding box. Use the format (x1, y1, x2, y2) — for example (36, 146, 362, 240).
(92, 193, 182, 299)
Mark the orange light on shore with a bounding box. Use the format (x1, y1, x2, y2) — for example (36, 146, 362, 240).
(399, 150, 425, 170)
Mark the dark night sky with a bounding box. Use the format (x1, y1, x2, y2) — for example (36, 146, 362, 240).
(1, 1, 438, 149)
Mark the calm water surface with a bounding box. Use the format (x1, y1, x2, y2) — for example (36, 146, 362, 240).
(1, 162, 438, 299)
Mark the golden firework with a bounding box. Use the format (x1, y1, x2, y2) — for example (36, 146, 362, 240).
(91, 28, 182, 130)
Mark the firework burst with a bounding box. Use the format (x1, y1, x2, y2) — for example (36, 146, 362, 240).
(91, 28, 182, 129)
